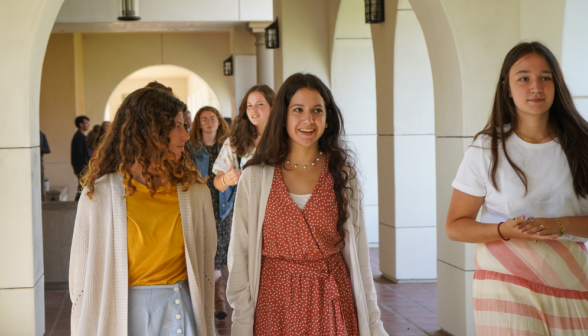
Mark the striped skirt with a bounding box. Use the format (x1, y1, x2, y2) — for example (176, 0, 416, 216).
(473, 239, 588, 335)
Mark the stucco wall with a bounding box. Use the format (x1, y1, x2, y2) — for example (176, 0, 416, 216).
(82, 32, 232, 123)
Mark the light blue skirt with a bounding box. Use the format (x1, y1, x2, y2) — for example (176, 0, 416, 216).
(128, 280, 197, 336)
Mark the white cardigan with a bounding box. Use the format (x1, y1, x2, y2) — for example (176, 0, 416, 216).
(226, 165, 388, 336)
(69, 173, 217, 336)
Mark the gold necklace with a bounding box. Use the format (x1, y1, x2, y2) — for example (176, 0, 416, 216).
(516, 129, 552, 143)
(286, 152, 322, 169)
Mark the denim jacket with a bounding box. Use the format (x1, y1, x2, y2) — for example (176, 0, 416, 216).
(189, 142, 236, 221)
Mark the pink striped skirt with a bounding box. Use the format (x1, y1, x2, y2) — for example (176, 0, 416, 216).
(473, 239, 588, 335)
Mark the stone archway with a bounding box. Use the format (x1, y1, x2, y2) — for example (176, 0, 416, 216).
(0, 0, 65, 334)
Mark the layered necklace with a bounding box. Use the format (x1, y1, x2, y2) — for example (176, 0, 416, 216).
(515, 128, 552, 143)
(286, 152, 323, 169)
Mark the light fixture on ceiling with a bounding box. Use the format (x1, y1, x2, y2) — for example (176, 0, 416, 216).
(265, 18, 279, 49)
(118, 0, 141, 21)
(365, 0, 384, 23)
(223, 56, 233, 76)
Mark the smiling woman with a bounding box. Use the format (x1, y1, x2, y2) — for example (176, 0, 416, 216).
(70, 88, 216, 336)
(227, 73, 388, 336)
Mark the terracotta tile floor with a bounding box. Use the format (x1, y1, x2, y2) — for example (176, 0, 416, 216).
(44, 248, 445, 336)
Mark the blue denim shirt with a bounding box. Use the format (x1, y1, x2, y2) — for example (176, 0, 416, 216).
(189, 143, 236, 221)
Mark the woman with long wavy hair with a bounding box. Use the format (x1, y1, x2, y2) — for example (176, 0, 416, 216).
(226, 73, 387, 335)
(447, 42, 588, 334)
(210, 85, 274, 319)
(69, 88, 216, 336)
(212, 85, 275, 192)
(188, 105, 233, 319)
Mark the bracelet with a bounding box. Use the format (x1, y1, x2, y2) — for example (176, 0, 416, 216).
(552, 217, 566, 237)
(220, 175, 228, 187)
(497, 222, 510, 241)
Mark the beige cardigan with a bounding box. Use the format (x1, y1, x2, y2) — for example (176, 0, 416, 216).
(226, 165, 388, 336)
(69, 173, 217, 336)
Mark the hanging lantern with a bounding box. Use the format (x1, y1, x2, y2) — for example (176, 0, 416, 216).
(118, 0, 141, 21)
(365, 0, 384, 23)
(265, 18, 279, 49)
(223, 56, 233, 76)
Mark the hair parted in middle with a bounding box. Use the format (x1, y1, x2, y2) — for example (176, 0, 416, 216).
(230, 84, 276, 157)
(81, 87, 202, 199)
(476, 41, 588, 198)
(189, 106, 231, 154)
(246, 73, 357, 248)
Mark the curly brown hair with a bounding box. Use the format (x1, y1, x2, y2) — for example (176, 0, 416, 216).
(245, 73, 357, 248)
(189, 106, 230, 153)
(230, 85, 275, 157)
(81, 87, 202, 198)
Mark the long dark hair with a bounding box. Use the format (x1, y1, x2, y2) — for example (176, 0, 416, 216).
(230, 85, 275, 157)
(246, 73, 357, 247)
(82, 87, 201, 198)
(476, 41, 588, 197)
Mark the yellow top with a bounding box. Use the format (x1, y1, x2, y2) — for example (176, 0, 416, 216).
(126, 182, 187, 286)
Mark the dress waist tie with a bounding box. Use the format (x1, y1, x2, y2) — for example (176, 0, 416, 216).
(262, 254, 349, 336)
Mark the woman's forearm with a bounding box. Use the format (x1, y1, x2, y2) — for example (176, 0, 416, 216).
(214, 172, 228, 192)
(559, 216, 588, 238)
(446, 218, 501, 244)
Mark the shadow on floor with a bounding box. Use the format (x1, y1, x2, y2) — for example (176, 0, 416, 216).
(45, 248, 446, 336)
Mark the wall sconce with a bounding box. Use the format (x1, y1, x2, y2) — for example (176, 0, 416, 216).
(265, 18, 279, 49)
(365, 0, 384, 23)
(223, 56, 233, 76)
(118, 0, 141, 21)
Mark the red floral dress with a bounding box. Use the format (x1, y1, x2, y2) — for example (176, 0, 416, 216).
(253, 164, 359, 335)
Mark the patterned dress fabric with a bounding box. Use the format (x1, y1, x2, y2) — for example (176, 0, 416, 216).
(474, 240, 588, 335)
(204, 144, 233, 270)
(254, 164, 359, 336)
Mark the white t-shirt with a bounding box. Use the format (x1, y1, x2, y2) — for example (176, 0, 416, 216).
(452, 133, 588, 242)
(289, 193, 311, 209)
(212, 138, 255, 175)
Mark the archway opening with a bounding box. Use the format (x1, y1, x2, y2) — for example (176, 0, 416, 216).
(104, 65, 221, 123)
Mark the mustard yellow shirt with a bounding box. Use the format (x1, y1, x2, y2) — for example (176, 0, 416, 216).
(126, 183, 187, 286)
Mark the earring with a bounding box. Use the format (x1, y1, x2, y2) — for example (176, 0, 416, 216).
(326, 123, 328, 128)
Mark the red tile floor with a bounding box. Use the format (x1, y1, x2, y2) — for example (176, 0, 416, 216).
(44, 248, 446, 336)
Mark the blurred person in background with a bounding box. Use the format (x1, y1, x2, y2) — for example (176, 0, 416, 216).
(71, 115, 91, 201)
(188, 106, 233, 319)
(86, 124, 101, 155)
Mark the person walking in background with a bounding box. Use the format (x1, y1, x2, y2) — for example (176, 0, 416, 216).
(86, 124, 101, 155)
(212, 85, 275, 191)
(40, 131, 51, 201)
(92, 121, 111, 152)
(227, 73, 387, 335)
(188, 106, 233, 319)
(184, 110, 192, 133)
(211, 84, 275, 319)
(69, 88, 216, 336)
(446, 42, 588, 335)
(71, 115, 91, 201)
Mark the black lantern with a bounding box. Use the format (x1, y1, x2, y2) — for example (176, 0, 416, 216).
(365, 0, 384, 23)
(223, 56, 233, 76)
(118, 0, 141, 21)
(265, 18, 279, 49)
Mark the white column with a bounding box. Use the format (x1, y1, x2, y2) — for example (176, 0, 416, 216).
(331, 0, 379, 244)
(0, 0, 64, 335)
(378, 0, 437, 283)
(248, 22, 274, 89)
